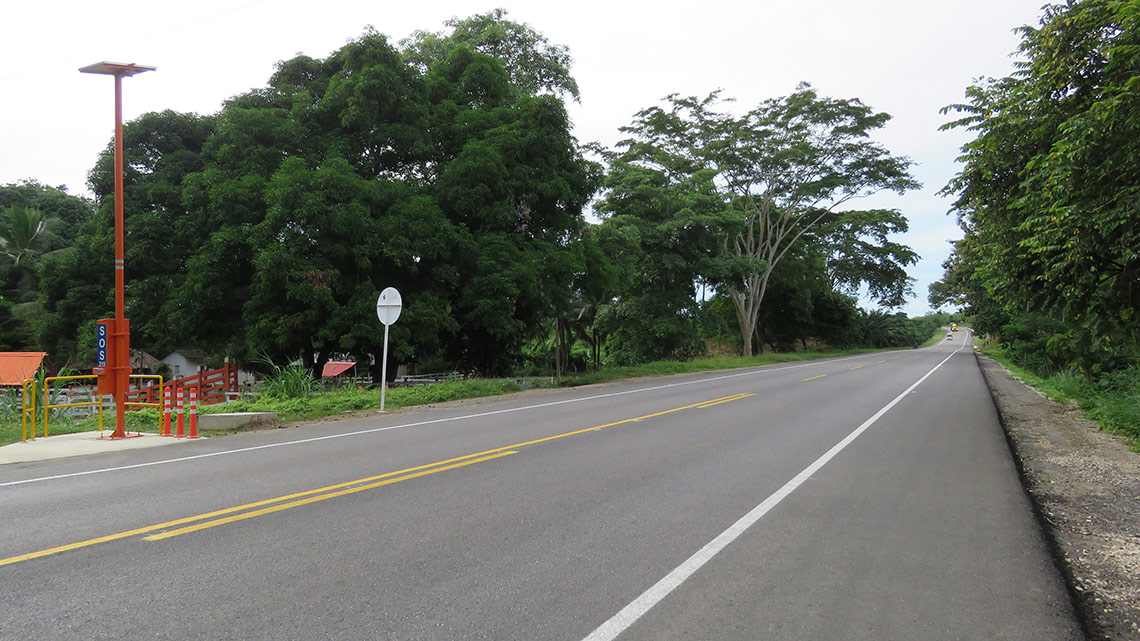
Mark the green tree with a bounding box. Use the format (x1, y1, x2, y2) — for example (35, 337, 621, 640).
(0, 204, 65, 272)
(0, 203, 68, 348)
(604, 86, 919, 358)
(929, 239, 1010, 338)
(435, 93, 600, 373)
(0, 179, 95, 352)
(35, 213, 112, 361)
(243, 157, 380, 374)
(595, 146, 719, 364)
(38, 19, 596, 378)
(0, 181, 93, 243)
(941, 0, 1140, 374)
(36, 110, 215, 363)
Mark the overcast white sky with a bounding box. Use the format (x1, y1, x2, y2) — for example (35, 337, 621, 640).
(2, 0, 1046, 315)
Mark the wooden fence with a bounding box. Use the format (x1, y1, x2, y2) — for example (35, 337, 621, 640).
(126, 363, 239, 408)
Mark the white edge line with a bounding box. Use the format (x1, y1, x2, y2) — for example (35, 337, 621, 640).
(0, 350, 916, 488)
(580, 339, 966, 641)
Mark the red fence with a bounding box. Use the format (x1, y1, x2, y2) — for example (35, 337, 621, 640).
(127, 363, 238, 408)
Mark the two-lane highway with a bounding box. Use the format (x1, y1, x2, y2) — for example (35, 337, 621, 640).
(0, 332, 1082, 639)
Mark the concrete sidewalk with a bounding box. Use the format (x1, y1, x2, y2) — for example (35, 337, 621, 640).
(1, 412, 277, 465)
(0, 430, 187, 464)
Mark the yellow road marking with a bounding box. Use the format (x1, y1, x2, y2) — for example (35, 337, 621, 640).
(803, 375, 827, 381)
(145, 452, 517, 540)
(849, 366, 864, 370)
(695, 393, 755, 408)
(2, 392, 757, 565)
(876, 360, 886, 364)
(0, 452, 515, 567)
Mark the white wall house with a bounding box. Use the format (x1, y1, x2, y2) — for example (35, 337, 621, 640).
(160, 349, 210, 380)
(160, 349, 257, 386)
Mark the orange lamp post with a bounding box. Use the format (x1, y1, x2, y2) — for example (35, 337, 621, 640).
(79, 61, 155, 438)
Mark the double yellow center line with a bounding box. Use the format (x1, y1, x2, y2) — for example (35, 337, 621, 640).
(2, 392, 756, 567)
(694, 393, 754, 408)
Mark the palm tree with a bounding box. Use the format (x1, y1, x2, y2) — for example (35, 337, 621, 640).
(0, 204, 64, 269)
(0, 204, 66, 348)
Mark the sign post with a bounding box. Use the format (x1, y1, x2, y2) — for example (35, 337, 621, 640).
(375, 287, 402, 411)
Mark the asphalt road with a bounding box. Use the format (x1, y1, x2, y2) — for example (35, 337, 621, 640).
(0, 332, 1083, 640)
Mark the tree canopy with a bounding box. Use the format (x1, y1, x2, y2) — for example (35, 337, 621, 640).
(36, 15, 598, 377)
(599, 86, 918, 360)
(936, 0, 1140, 375)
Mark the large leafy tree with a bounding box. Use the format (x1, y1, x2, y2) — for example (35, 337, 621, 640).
(36, 110, 214, 361)
(595, 136, 722, 364)
(603, 86, 919, 358)
(941, 0, 1140, 373)
(36, 18, 596, 377)
(435, 92, 599, 373)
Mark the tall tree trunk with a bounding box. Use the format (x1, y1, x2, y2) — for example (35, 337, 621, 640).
(727, 270, 769, 358)
(592, 327, 601, 371)
(554, 317, 563, 382)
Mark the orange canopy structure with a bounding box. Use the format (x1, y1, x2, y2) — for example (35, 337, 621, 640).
(0, 352, 47, 385)
(321, 361, 356, 378)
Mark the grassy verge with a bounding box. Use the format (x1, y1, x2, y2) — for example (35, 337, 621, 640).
(216, 379, 523, 423)
(556, 345, 916, 387)
(0, 340, 942, 447)
(980, 343, 1140, 450)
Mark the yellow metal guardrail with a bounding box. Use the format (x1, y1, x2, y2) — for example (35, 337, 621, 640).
(124, 375, 164, 427)
(21, 375, 164, 441)
(40, 375, 102, 440)
(21, 379, 37, 442)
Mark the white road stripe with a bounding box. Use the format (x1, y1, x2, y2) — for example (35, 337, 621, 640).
(581, 339, 967, 641)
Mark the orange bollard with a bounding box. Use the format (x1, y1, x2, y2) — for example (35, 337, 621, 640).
(162, 386, 172, 436)
(176, 387, 185, 438)
(187, 387, 200, 439)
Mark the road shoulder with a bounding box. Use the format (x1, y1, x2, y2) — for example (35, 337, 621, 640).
(977, 352, 1140, 641)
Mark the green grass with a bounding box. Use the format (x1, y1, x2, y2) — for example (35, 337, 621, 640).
(980, 343, 1140, 450)
(213, 379, 523, 423)
(921, 329, 949, 348)
(557, 342, 936, 388)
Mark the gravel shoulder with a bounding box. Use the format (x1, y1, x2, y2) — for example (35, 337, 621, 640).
(977, 352, 1140, 641)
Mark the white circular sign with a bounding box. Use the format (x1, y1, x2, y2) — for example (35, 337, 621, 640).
(376, 287, 402, 325)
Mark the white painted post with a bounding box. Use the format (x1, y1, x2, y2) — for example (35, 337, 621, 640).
(381, 322, 390, 411)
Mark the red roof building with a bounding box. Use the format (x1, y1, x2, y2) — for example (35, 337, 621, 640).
(0, 352, 47, 385)
(321, 361, 357, 378)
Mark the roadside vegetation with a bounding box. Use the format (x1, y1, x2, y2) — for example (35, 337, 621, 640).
(932, 1, 1139, 449)
(980, 343, 1140, 449)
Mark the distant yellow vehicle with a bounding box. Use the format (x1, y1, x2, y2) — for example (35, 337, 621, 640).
(951, 322, 958, 332)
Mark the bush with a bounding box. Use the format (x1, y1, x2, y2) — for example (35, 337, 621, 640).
(261, 363, 321, 399)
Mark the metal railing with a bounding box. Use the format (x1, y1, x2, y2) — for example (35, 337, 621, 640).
(21, 374, 164, 441)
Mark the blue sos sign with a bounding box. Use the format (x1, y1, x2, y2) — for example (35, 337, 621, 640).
(96, 321, 109, 370)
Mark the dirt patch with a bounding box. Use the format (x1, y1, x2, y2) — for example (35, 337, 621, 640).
(978, 353, 1140, 640)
